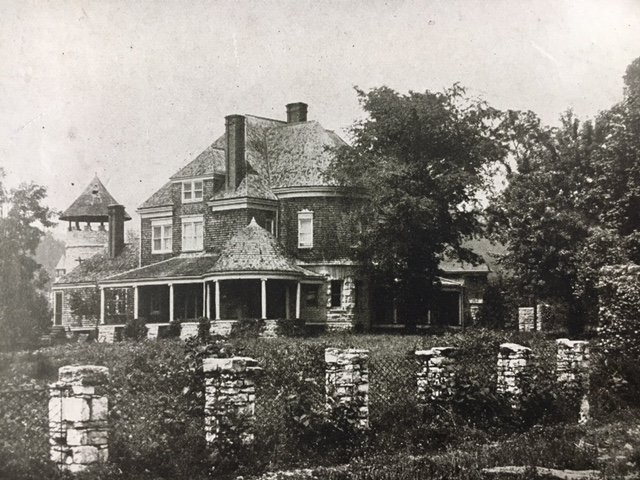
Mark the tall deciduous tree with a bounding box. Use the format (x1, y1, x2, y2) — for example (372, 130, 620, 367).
(0, 169, 56, 346)
(488, 56, 640, 334)
(330, 86, 506, 327)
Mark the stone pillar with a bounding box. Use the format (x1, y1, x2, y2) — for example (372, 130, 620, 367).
(415, 347, 458, 404)
(49, 365, 109, 473)
(556, 338, 590, 424)
(536, 304, 545, 331)
(496, 343, 531, 408)
(324, 348, 369, 429)
(203, 357, 261, 447)
(518, 307, 535, 331)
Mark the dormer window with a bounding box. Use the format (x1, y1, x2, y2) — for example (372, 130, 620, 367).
(298, 210, 313, 249)
(182, 180, 203, 203)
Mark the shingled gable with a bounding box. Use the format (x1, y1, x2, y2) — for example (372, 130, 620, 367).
(213, 218, 321, 276)
(170, 144, 226, 180)
(60, 176, 132, 222)
(138, 181, 173, 209)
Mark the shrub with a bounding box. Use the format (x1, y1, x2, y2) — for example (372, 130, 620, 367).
(276, 317, 306, 337)
(231, 318, 264, 338)
(123, 317, 147, 341)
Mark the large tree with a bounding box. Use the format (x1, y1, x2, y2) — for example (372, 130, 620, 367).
(330, 86, 507, 327)
(0, 169, 56, 346)
(487, 56, 640, 334)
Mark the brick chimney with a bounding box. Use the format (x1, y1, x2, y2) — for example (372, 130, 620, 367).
(225, 114, 246, 191)
(108, 204, 125, 258)
(286, 102, 308, 123)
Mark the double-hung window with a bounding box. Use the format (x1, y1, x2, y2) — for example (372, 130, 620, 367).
(151, 218, 172, 254)
(297, 210, 313, 249)
(182, 180, 204, 203)
(182, 215, 204, 251)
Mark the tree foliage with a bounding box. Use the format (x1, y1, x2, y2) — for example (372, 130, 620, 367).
(330, 86, 507, 325)
(487, 56, 640, 334)
(0, 169, 56, 346)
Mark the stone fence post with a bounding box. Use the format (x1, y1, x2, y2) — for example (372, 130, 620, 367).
(556, 339, 590, 424)
(49, 365, 110, 473)
(496, 343, 531, 408)
(203, 357, 261, 447)
(324, 348, 369, 429)
(415, 347, 458, 404)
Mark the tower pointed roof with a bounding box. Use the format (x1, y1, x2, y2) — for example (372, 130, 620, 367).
(60, 176, 131, 222)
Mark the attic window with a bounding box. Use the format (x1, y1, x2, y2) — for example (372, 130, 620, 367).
(182, 180, 203, 203)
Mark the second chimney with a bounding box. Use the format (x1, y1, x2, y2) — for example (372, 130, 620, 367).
(225, 114, 246, 191)
(108, 204, 125, 258)
(286, 102, 308, 123)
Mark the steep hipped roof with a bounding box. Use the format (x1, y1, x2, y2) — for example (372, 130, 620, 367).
(60, 176, 132, 222)
(54, 244, 139, 285)
(213, 218, 320, 276)
(211, 172, 277, 201)
(170, 145, 226, 180)
(209, 114, 347, 191)
(138, 182, 174, 210)
(104, 254, 219, 282)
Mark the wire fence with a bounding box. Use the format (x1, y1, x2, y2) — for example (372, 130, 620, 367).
(0, 385, 51, 466)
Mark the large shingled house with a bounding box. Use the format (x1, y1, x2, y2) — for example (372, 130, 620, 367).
(52, 102, 489, 340)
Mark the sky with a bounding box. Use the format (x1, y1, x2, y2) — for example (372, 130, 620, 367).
(1, 0, 639, 235)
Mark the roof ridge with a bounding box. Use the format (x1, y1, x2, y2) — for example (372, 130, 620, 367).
(244, 114, 287, 124)
(101, 254, 177, 281)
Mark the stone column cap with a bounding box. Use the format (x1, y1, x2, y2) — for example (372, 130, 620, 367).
(556, 338, 589, 348)
(203, 356, 261, 373)
(415, 346, 459, 357)
(58, 365, 110, 385)
(325, 348, 369, 363)
(499, 343, 531, 354)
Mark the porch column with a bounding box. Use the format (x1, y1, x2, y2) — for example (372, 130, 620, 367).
(169, 283, 174, 322)
(134, 286, 139, 319)
(202, 282, 207, 318)
(214, 280, 221, 320)
(261, 278, 267, 320)
(295, 281, 301, 319)
(206, 282, 211, 319)
(285, 285, 291, 320)
(99, 287, 105, 325)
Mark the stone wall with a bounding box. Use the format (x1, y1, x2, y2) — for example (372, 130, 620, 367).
(210, 320, 236, 337)
(97, 324, 125, 343)
(518, 307, 535, 332)
(324, 348, 369, 429)
(179, 321, 200, 340)
(203, 356, 261, 446)
(49, 365, 110, 473)
(496, 343, 531, 408)
(326, 276, 356, 331)
(415, 347, 458, 404)
(145, 322, 172, 340)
